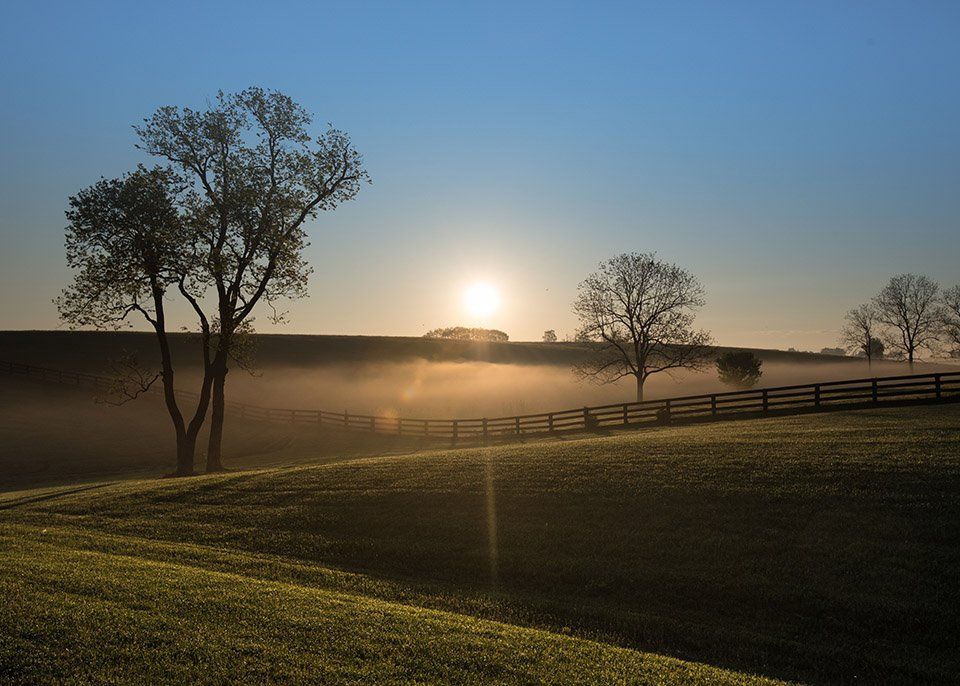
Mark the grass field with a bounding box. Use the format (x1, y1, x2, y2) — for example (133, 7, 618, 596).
(2, 402, 958, 683)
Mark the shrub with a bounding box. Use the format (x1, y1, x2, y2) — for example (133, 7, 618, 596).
(716, 351, 762, 389)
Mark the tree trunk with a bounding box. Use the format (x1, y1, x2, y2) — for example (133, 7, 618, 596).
(636, 375, 644, 403)
(205, 357, 228, 472)
(175, 429, 197, 476)
(149, 287, 195, 477)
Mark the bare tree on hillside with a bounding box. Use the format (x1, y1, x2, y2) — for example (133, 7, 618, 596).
(873, 274, 942, 368)
(57, 167, 212, 476)
(840, 303, 882, 367)
(137, 87, 368, 471)
(573, 252, 713, 402)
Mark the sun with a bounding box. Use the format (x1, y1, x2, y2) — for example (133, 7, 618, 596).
(463, 282, 501, 318)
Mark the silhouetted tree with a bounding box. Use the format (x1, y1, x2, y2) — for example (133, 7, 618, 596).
(942, 285, 960, 355)
(840, 303, 882, 367)
(542, 329, 558, 343)
(56, 167, 211, 475)
(137, 87, 368, 471)
(873, 274, 941, 368)
(573, 252, 713, 402)
(716, 351, 762, 389)
(424, 327, 509, 342)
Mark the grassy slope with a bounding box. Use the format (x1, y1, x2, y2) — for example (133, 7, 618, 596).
(3, 403, 958, 683)
(0, 329, 874, 373)
(0, 525, 778, 686)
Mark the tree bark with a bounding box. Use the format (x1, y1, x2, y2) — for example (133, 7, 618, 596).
(205, 354, 228, 472)
(636, 375, 644, 403)
(150, 285, 197, 477)
(175, 429, 197, 476)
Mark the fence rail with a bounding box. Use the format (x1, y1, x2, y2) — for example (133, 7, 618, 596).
(3, 359, 958, 444)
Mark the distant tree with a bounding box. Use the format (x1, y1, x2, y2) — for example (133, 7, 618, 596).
(840, 303, 882, 366)
(716, 351, 762, 389)
(864, 338, 885, 360)
(56, 167, 211, 476)
(573, 252, 713, 402)
(941, 285, 960, 355)
(542, 329, 558, 343)
(424, 327, 509, 342)
(873, 274, 942, 368)
(819, 347, 846, 357)
(137, 87, 368, 471)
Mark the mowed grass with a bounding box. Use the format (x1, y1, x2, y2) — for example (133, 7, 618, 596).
(2, 403, 959, 683)
(0, 526, 779, 686)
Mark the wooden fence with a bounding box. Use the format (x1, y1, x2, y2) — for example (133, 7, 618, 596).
(3, 359, 958, 444)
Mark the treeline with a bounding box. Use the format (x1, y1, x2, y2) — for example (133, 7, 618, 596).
(840, 274, 960, 365)
(424, 327, 509, 342)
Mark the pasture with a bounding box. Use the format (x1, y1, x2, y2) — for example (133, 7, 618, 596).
(2, 402, 958, 683)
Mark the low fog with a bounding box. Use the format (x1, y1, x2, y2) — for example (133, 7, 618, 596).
(188, 357, 941, 419)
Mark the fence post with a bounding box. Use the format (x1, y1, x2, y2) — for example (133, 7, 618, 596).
(762, 389, 769, 413)
(710, 395, 717, 416)
(515, 416, 521, 435)
(482, 418, 489, 442)
(814, 385, 821, 408)
(871, 380, 878, 404)
(935, 374, 942, 400)
(662, 399, 671, 422)
(452, 420, 459, 446)
(370, 416, 376, 432)
(622, 403, 629, 426)
(424, 419, 430, 437)
(548, 413, 554, 433)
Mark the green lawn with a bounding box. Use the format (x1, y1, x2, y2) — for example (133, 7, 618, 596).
(0, 525, 779, 685)
(2, 403, 958, 683)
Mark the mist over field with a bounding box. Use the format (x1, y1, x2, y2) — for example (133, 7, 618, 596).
(199, 357, 936, 419)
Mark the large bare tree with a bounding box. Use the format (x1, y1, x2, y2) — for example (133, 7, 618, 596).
(136, 88, 368, 471)
(840, 303, 882, 367)
(873, 273, 941, 368)
(573, 252, 713, 402)
(57, 167, 212, 475)
(941, 285, 960, 355)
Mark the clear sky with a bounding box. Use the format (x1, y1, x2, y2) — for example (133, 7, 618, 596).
(1, 1, 958, 349)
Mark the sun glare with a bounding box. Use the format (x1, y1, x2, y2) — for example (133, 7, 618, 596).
(463, 282, 500, 318)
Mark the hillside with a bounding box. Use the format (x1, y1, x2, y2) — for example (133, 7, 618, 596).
(0, 330, 882, 373)
(3, 403, 958, 684)
(0, 524, 781, 686)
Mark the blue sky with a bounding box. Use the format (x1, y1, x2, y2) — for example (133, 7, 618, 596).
(1, 1, 958, 348)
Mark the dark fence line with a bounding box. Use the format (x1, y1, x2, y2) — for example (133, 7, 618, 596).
(3, 359, 959, 444)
